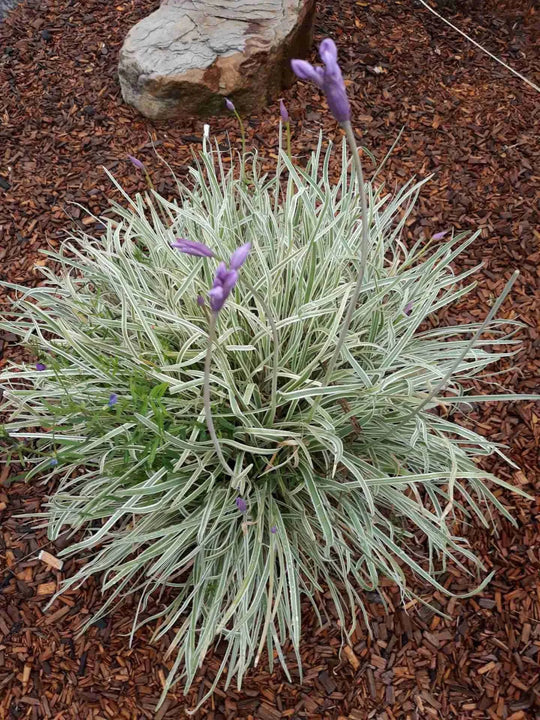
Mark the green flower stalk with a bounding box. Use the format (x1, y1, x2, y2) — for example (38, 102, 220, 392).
(173, 239, 252, 472)
(203, 311, 232, 474)
(225, 97, 246, 159)
(280, 99, 292, 159)
(292, 38, 371, 405)
(205, 245, 251, 471)
(128, 154, 154, 190)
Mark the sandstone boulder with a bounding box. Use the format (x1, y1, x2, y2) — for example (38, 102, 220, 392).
(118, 0, 316, 120)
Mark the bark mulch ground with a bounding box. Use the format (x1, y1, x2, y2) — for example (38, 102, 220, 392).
(1, 0, 539, 718)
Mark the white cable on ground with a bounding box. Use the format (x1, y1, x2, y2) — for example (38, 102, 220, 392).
(416, 0, 540, 93)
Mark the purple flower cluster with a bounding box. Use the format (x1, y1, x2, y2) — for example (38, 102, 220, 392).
(209, 243, 251, 312)
(291, 39, 350, 124)
(172, 237, 250, 313)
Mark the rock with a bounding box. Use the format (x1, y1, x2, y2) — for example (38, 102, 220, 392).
(118, 0, 315, 120)
(0, 0, 20, 21)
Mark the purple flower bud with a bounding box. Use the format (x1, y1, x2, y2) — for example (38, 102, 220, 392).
(209, 285, 225, 312)
(49, 458, 58, 467)
(235, 497, 247, 513)
(171, 238, 215, 258)
(222, 269, 238, 295)
(271, 525, 277, 534)
(403, 301, 413, 316)
(229, 242, 251, 271)
(319, 38, 338, 65)
(432, 230, 448, 241)
(128, 155, 145, 171)
(208, 268, 238, 312)
(197, 295, 206, 307)
(207, 244, 250, 313)
(291, 38, 350, 124)
(225, 98, 235, 112)
(214, 262, 229, 283)
(290, 60, 324, 87)
(279, 99, 289, 123)
(36, 363, 47, 371)
(108, 393, 118, 407)
(212, 261, 238, 292)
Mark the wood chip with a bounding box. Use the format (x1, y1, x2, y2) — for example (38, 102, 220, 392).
(43, 604, 71, 626)
(478, 660, 496, 674)
(38, 551, 63, 570)
(22, 663, 32, 688)
(343, 645, 360, 670)
(520, 623, 531, 644)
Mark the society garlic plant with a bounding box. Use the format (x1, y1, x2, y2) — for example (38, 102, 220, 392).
(0, 38, 531, 708)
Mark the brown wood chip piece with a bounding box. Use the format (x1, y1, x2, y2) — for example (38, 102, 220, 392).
(154, 698, 171, 720)
(478, 660, 496, 674)
(366, 667, 377, 700)
(520, 623, 531, 644)
(257, 703, 281, 720)
(22, 664, 32, 688)
(343, 645, 360, 670)
(37, 582, 57, 595)
(43, 604, 71, 626)
(318, 669, 337, 695)
(38, 551, 64, 570)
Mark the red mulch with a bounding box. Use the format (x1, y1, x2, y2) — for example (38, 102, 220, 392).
(0, 0, 539, 718)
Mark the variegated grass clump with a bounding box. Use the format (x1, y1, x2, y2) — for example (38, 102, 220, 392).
(0, 135, 528, 706)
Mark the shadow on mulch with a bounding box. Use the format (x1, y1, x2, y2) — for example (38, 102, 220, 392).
(0, 0, 539, 718)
